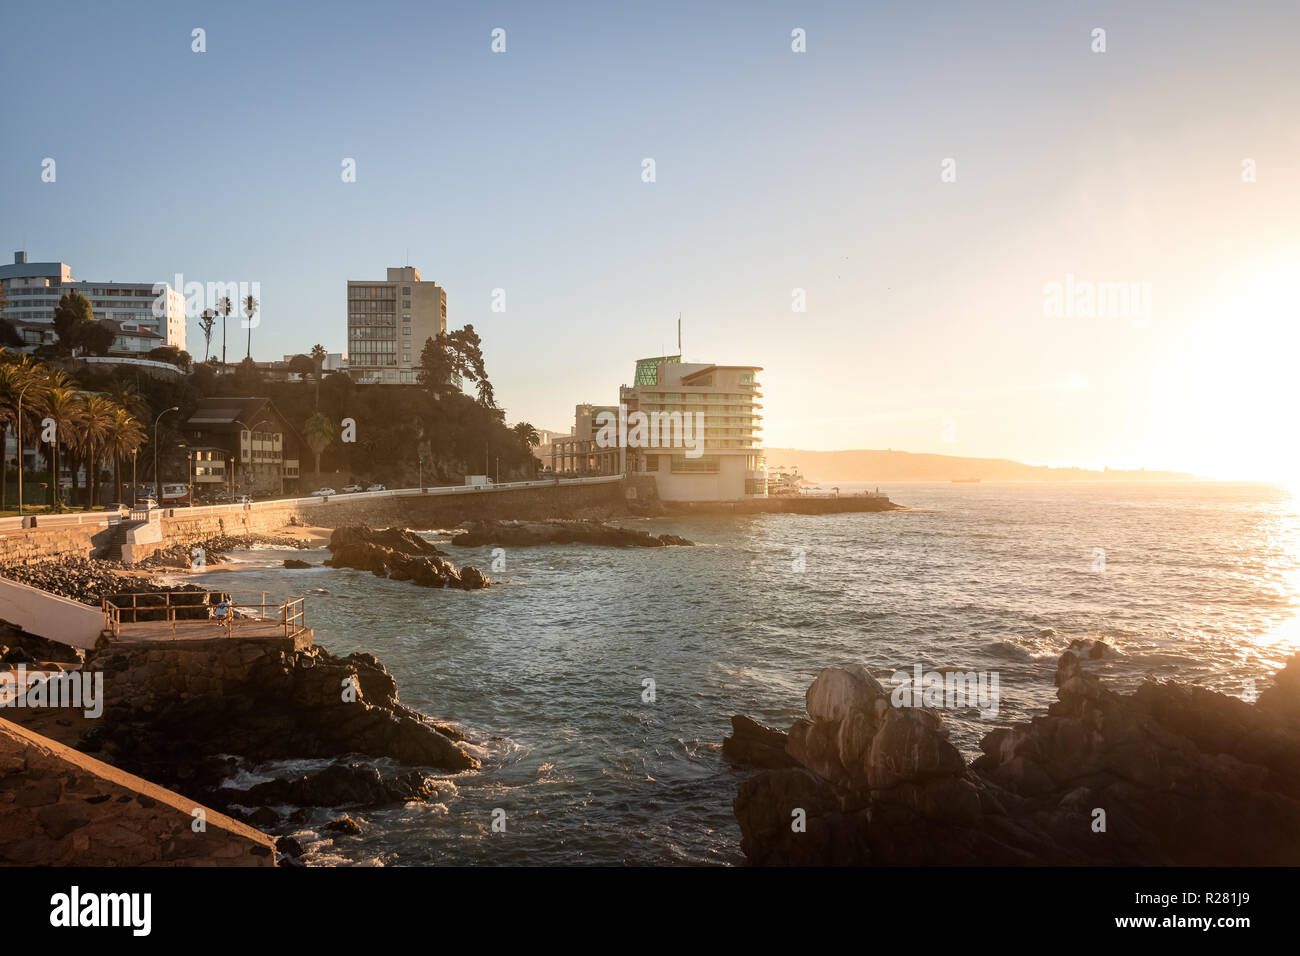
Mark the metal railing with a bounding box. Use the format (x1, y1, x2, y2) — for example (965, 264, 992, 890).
(102, 590, 308, 641)
(0, 474, 626, 531)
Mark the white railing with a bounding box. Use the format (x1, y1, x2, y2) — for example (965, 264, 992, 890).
(0, 475, 624, 531)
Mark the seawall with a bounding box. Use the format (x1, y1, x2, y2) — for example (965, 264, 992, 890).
(0, 717, 275, 866)
(0, 477, 628, 565)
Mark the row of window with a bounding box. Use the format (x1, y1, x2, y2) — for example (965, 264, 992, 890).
(348, 286, 397, 299)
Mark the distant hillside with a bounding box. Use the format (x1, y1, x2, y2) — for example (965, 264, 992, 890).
(762, 448, 1197, 482)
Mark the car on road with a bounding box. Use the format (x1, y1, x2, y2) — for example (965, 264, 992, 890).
(366, 483, 386, 492)
(342, 483, 364, 493)
(311, 487, 336, 497)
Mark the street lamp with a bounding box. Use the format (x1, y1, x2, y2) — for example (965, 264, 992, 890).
(15, 380, 35, 519)
(232, 418, 274, 498)
(154, 406, 179, 505)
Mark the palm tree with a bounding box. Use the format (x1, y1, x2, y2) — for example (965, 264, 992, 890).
(78, 395, 117, 508)
(303, 412, 335, 479)
(217, 296, 233, 366)
(0, 356, 46, 511)
(242, 294, 258, 360)
(106, 406, 146, 505)
(40, 385, 84, 512)
(198, 309, 217, 362)
(512, 422, 540, 448)
(310, 343, 327, 410)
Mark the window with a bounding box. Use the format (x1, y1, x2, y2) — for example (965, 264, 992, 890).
(670, 456, 720, 474)
(403, 327, 411, 335)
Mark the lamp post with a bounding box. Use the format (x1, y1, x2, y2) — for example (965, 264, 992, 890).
(154, 406, 179, 505)
(232, 418, 274, 498)
(15, 380, 34, 518)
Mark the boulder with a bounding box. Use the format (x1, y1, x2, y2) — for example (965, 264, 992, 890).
(722, 715, 800, 769)
(324, 526, 488, 590)
(733, 649, 1300, 866)
(450, 519, 694, 549)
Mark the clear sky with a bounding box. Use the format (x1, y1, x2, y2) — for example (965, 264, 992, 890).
(3, 0, 1297, 480)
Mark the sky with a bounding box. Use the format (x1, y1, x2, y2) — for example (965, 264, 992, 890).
(2, 0, 1298, 480)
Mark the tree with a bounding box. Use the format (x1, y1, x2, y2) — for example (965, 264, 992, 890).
(81, 321, 115, 356)
(287, 354, 315, 380)
(512, 422, 540, 448)
(106, 406, 146, 506)
(0, 356, 46, 510)
(198, 310, 217, 362)
(303, 412, 335, 477)
(242, 294, 258, 359)
(217, 295, 233, 366)
(0, 320, 21, 348)
(310, 343, 327, 410)
(39, 385, 84, 511)
(78, 395, 116, 507)
(148, 346, 191, 369)
(52, 291, 94, 356)
(233, 355, 261, 392)
(418, 334, 454, 392)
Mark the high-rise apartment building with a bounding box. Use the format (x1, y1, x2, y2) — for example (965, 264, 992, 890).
(346, 266, 446, 384)
(0, 252, 186, 351)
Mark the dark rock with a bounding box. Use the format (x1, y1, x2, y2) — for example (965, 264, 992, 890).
(325, 815, 362, 835)
(723, 715, 800, 769)
(211, 762, 442, 809)
(283, 559, 314, 569)
(276, 835, 304, 857)
(450, 519, 694, 549)
(733, 649, 1300, 866)
(324, 526, 487, 590)
(243, 806, 280, 828)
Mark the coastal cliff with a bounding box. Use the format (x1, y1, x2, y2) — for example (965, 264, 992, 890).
(728, 646, 1300, 865)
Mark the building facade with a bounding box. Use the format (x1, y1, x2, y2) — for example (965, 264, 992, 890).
(621, 356, 766, 501)
(552, 356, 767, 501)
(0, 252, 187, 351)
(182, 397, 302, 498)
(550, 404, 621, 476)
(346, 266, 446, 385)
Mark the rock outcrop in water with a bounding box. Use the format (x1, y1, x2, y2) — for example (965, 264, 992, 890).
(729, 647, 1300, 865)
(325, 526, 489, 589)
(209, 761, 450, 811)
(450, 519, 693, 548)
(78, 642, 479, 805)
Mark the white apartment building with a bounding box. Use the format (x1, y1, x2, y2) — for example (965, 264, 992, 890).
(622, 355, 767, 501)
(346, 266, 446, 385)
(0, 252, 187, 351)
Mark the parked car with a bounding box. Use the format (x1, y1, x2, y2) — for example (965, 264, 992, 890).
(342, 483, 364, 493)
(366, 483, 386, 492)
(311, 487, 336, 497)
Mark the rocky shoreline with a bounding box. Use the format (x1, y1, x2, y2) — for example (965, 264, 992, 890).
(450, 518, 693, 548)
(1, 526, 491, 865)
(324, 526, 490, 589)
(726, 643, 1300, 865)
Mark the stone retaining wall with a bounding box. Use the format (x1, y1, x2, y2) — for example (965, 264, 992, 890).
(0, 525, 110, 567)
(0, 717, 275, 866)
(158, 480, 627, 551)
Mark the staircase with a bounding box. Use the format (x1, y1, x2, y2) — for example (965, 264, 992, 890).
(98, 520, 141, 563)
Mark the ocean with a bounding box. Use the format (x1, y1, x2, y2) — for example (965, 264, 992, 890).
(187, 481, 1300, 865)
